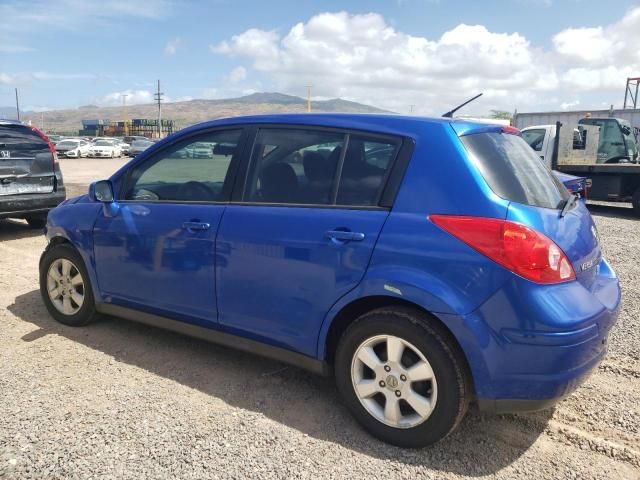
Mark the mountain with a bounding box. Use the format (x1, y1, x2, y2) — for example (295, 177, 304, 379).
(0, 92, 391, 134)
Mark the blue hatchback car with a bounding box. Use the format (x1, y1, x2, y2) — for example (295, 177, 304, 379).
(39, 114, 620, 447)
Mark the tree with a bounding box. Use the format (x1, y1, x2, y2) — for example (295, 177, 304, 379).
(489, 110, 512, 120)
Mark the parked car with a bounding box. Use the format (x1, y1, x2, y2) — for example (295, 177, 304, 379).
(129, 139, 153, 156)
(55, 139, 90, 158)
(118, 141, 131, 156)
(87, 139, 121, 158)
(0, 120, 66, 227)
(123, 135, 148, 145)
(39, 114, 620, 447)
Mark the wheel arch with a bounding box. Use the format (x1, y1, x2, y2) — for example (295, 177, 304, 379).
(321, 294, 475, 394)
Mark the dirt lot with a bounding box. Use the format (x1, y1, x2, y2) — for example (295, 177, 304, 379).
(0, 158, 639, 479)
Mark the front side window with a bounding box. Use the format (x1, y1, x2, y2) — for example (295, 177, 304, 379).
(124, 129, 242, 202)
(521, 129, 546, 152)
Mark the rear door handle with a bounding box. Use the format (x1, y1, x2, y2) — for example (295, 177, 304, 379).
(182, 221, 211, 231)
(326, 230, 365, 242)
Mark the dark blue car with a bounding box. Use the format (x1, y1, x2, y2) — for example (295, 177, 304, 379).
(39, 114, 620, 447)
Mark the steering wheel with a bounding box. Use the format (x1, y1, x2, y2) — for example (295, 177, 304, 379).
(177, 181, 216, 201)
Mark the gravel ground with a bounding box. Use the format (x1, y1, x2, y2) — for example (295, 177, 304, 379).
(0, 159, 638, 479)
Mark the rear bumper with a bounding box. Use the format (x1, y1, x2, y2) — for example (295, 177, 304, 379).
(0, 189, 66, 218)
(439, 258, 621, 412)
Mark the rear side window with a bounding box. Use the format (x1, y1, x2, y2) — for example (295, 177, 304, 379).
(460, 132, 569, 209)
(337, 136, 398, 206)
(244, 128, 399, 207)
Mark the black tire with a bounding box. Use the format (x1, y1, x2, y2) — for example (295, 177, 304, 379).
(25, 214, 48, 229)
(632, 187, 640, 216)
(334, 307, 470, 447)
(39, 243, 99, 327)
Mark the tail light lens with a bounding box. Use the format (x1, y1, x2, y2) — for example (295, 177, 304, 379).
(31, 126, 58, 165)
(430, 215, 575, 284)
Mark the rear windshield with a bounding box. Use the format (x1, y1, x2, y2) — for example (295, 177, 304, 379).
(460, 132, 569, 209)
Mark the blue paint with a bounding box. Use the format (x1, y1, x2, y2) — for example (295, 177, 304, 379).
(44, 113, 621, 408)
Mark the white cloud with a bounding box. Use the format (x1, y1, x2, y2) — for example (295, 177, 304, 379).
(224, 66, 247, 84)
(96, 89, 155, 107)
(211, 11, 554, 114)
(210, 8, 640, 114)
(164, 37, 181, 56)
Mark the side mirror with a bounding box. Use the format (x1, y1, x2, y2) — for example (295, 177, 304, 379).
(89, 180, 114, 203)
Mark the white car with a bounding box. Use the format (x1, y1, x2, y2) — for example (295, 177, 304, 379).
(88, 139, 121, 158)
(55, 139, 91, 158)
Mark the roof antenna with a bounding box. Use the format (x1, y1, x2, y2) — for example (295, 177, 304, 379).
(442, 93, 483, 118)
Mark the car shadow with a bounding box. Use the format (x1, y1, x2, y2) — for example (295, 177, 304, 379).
(8, 289, 552, 476)
(0, 219, 44, 240)
(587, 202, 637, 220)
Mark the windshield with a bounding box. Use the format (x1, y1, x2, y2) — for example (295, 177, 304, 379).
(58, 141, 78, 147)
(94, 140, 111, 146)
(460, 132, 569, 209)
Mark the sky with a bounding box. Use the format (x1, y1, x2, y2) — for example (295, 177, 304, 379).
(2, 0, 640, 116)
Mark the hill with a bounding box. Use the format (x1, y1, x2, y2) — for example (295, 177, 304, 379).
(0, 92, 391, 134)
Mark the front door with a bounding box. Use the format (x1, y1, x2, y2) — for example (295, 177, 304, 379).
(216, 127, 401, 356)
(93, 128, 245, 324)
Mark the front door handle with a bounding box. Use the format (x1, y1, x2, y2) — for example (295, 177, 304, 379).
(182, 221, 211, 231)
(326, 230, 365, 242)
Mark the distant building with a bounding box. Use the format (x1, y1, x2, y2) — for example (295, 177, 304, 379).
(80, 118, 178, 138)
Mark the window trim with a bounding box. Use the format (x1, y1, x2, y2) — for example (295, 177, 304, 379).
(233, 124, 408, 209)
(118, 126, 250, 204)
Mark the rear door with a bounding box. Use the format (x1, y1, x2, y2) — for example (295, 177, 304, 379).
(216, 127, 402, 356)
(0, 123, 55, 196)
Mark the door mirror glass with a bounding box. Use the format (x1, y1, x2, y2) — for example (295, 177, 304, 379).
(91, 180, 114, 202)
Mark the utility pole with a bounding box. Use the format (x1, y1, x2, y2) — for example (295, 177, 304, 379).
(154, 80, 164, 138)
(41, 111, 45, 132)
(121, 94, 129, 136)
(306, 84, 312, 113)
(409, 105, 415, 114)
(15, 88, 20, 121)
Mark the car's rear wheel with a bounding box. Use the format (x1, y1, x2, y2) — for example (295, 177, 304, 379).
(39, 244, 98, 326)
(25, 214, 47, 229)
(334, 307, 470, 447)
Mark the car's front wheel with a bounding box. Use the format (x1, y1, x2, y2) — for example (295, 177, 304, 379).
(335, 307, 470, 447)
(39, 244, 98, 326)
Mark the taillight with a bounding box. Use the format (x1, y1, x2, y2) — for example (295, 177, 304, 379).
(430, 215, 575, 284)
(31, 126, 57, 165)
(501, 125, 521, 135)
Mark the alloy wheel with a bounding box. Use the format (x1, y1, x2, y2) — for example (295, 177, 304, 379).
(351, 334, 438, 429)
(47, 258, 85, 315)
